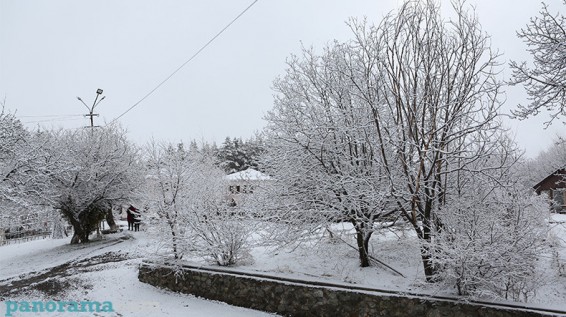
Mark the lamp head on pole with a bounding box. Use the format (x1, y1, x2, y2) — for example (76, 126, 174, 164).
(96, 88, 103, 95)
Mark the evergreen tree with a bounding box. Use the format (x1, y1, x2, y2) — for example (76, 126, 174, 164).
(217, 136, 265, 174)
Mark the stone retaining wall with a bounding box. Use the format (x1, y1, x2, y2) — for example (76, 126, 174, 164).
(138, 262, 560, 317)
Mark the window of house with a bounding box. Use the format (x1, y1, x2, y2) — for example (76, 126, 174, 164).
(229, 185, 241, 194)
(552, 189, 565, 210)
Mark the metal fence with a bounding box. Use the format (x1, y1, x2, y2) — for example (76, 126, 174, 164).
(0, 229, 51, 246)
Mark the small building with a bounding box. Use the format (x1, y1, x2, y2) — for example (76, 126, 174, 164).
(224, 168, 272, 206)
(534, 168, 566, 213)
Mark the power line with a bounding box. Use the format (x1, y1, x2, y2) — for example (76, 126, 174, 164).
(19, 114, 84, 124)
(18, 114, 83, 118)
(108, 0, 260, 126)
(22, 117, 85, 124)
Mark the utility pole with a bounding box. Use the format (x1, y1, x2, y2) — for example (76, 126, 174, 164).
(77, 88, 105, 130)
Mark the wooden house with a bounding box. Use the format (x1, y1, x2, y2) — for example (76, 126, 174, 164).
(534, 168, 566, 213)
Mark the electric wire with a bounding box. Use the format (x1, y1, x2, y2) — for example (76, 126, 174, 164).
(18, 114, 83, 118)
(107, 0, 260, 126)
(22, 117, 85, 124)
(19, 114, 85, 124)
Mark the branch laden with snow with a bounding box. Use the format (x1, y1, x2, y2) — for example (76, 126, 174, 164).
(509, 0, 566, 125)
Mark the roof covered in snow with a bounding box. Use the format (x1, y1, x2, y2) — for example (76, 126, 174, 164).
(224, 169, 272, 181)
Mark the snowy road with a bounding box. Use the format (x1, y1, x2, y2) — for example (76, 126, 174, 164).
(0, 233, 277, 317)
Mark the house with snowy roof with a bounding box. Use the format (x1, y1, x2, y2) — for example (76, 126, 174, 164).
(534, 168, 566, 213)
(224, 168, 272, 206)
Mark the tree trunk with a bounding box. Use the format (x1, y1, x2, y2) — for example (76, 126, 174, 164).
(421, 193, 436, 281)
(59, 197, 104, 244)
(404, 209, 436, 281)
(70, 233, 80, 244)
(66, 210, 92, 244)
(420, 244, 435, 282)
(105, 208, 118, 231)
(165, 215, 179, 259)
(352, 221, 372, 267)
(171, 231, 179, 259)
(70, 227, 90, 244)
(68, 219, 86, 244)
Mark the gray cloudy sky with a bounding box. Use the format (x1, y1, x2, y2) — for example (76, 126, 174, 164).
(0, 0, 564, 158)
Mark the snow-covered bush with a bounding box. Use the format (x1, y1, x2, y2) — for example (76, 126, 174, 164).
(433, 181, 549, 302)
(182, 159, 253, 266)
(144, 141, 254, 265)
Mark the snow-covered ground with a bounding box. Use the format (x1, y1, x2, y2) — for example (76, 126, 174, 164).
(176, 216, 566, 311)
(0, 231, 277, 317)
(244, 222, 425, 293)
(1, 214, 566, 316)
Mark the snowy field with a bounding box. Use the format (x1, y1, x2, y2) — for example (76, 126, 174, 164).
(1, 215, 566, 316)
(177, 215, 566, 311)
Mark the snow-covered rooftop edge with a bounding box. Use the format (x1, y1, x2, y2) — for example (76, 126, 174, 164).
(224, 169, 272, 181)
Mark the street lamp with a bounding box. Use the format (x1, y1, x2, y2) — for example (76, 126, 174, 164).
(77, 88, 105, 129)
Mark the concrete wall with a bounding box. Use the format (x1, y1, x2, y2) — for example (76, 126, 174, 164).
(138, 262, 559, 317)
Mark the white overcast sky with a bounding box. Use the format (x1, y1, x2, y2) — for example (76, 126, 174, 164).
(0, 0, 564, 158)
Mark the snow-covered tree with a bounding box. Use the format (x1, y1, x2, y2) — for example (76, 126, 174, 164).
(522, 135, 566, 187)
(48, 126, 141, 244)
(265, 0, 506, 278)
(145, 141, 253, 265)
(144, 141, 191, 259)
(217, 136, 265, 174)
(0, 109, 28, 185)
(510, 0, 566, 124)
(0, 107, 55, 231)
(347, 0, 506, 280)
(0, 108, 43, 204)
(0, 108, 31, 221)
(264, 43, 396, 267)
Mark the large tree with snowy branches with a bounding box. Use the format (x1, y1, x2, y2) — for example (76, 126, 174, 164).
(47, 126, 142, 244)
(264, 0, 532, 281)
